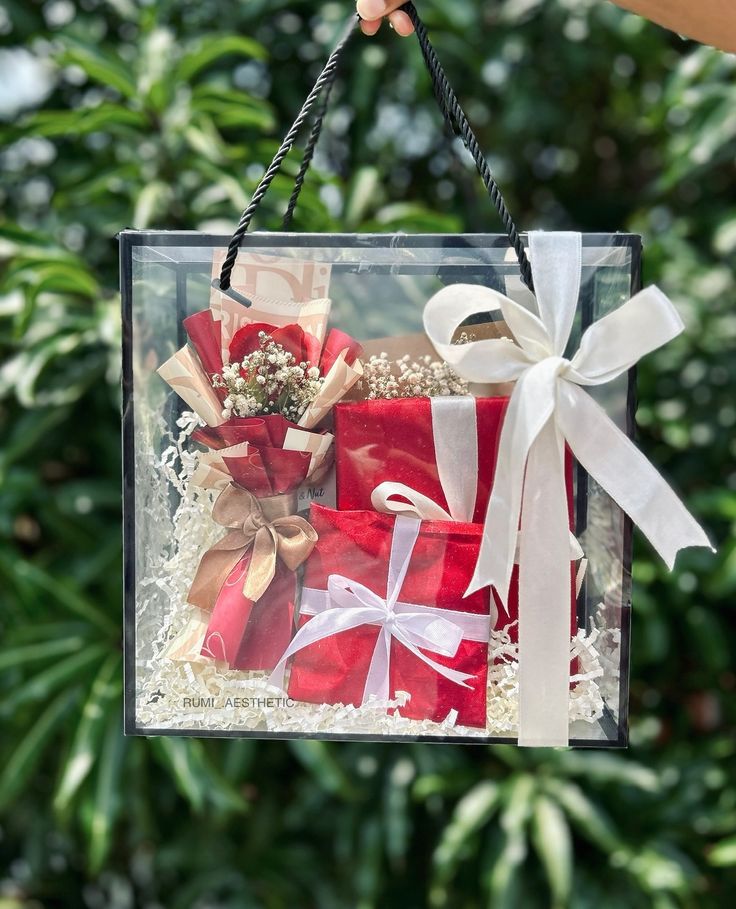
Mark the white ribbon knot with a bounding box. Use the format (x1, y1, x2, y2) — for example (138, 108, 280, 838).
(270, 515, 490, 705)
(423, 231, 712, 745)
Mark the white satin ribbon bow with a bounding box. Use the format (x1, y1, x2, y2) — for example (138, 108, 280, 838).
(269, 515, 490, 705)
(369, 395, 584, 591)
(423, 231, 712, 746)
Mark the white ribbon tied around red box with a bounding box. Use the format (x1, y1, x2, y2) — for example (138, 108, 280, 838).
(369, 396, 584, 579)
(423, 230, 714, 746)
(268, 514, 491, 706)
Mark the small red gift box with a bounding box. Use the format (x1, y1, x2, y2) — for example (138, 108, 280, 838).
(271, 505, 494, 728)
(334, 396, 509, 522)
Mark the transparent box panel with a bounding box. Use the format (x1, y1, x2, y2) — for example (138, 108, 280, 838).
(121, 232, 639, 746)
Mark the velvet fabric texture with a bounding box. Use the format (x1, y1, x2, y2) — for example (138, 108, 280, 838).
(334, 397, 509, 523)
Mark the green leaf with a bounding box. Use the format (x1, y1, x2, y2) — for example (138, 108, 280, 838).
(366, 203, 464, 234)
(432, 781, 501, 888)
(58, 41, 138, 99)
(432, 780, 501, 882)
(86, 705, 125, 872)
(556, 751, 660, 792)
(531, 794, 573, 908)
(627, 846, 691, 896)
(0, 556, 116, 634)
(487, 775, 535, 907)
(176, 35, 266, 83)
(0, 688, 79, 810)
(133, 180, 174, 229)
(383, 758, 414, 864)
(21, 104, 148, 139)
(0, 644, 107, 715)
(288, 740, 355, 798)
(545, 779, 623, 853)
(709, 836, 736, 866)
(343, 167, 382, 228)
(0, 407, 71, 471)
(151, 737, 249, 815)
(54, 654, 122, 815)
(0, 635, 90, 672)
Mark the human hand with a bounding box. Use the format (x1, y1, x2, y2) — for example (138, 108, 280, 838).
(356, 1, 416, 37)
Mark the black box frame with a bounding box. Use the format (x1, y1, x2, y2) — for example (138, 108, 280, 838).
(120, 230, 641, 747)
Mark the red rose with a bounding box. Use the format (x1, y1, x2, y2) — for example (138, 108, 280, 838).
(319, 328, 364, 374)
(228, 321, 322, 367)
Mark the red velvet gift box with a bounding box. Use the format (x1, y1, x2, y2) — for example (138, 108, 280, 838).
(334, 396, 509, 522)
(331, 394, 580, 644)
(274, 505, 494, 728)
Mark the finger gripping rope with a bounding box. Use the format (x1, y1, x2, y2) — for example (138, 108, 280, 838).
(219, 3, 533, 293)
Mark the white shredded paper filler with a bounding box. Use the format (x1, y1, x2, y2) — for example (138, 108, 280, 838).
(134, 410, 614, 739)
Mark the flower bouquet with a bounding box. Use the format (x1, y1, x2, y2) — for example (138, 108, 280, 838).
(158, 294, 363, 671)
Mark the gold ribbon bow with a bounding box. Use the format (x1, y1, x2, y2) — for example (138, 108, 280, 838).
(187, 484, 318, 609)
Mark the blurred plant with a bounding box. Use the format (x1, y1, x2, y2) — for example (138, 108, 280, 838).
(0, 0, 735, 907)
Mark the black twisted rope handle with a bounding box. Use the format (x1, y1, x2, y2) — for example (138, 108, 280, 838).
(216, 14, 356, 292)
(404, 5, 533, 291)
(218, 3, 533, 292)
(281, 68, 338, 231)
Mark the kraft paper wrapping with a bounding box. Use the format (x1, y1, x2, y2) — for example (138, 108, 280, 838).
(350, 323, 516, 401)
(210, 250, 333, 361)
(157, 346, 226, 427)
(298, 350, 365, 430)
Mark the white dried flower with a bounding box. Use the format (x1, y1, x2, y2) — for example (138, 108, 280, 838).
(359, 350, 469, 399)
(211, 332, 325, 421)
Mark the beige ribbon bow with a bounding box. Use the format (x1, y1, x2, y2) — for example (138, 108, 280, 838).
(188, 484, 317, 609)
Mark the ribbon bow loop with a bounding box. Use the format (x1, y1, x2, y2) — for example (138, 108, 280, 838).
(422, 230, 712, 745)
(423, 231, 712, 601)
(188, 483, 317, 609)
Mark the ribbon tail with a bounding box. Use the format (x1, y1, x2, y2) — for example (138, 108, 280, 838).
(187, 534, 248, 611)
(558, 383, 714, 566)
(393, 628, 476, 689)
(268, 605, 386, 692)
(241, 526, 278, 601)
(362, 627, 393, 704)
(431, 395, 478, 522)
(466, 363, 558, 599)
(517, 420, 572, 747)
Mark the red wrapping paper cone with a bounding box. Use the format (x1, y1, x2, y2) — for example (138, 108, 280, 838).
(184, 310, 223, 377)
(201, 552, 298, 671)
(286, 506, 492, 728)
(193, 414, 320, 672)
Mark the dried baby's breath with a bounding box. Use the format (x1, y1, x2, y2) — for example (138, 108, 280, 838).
(361, 352, 469, 400)
(212, 331, 323, 422)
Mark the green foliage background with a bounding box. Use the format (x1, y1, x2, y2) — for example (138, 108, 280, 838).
(1, 0, 735, 906)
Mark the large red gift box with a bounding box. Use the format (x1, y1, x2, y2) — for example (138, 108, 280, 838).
(334, 396, 509, 521)
(282, 505, 494, 728)
(333, 395, 578, 640)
